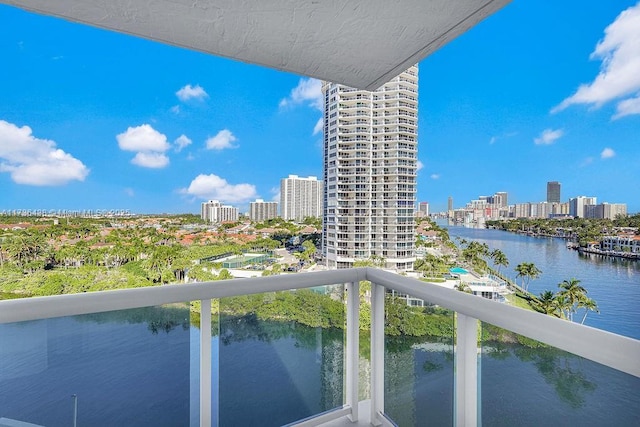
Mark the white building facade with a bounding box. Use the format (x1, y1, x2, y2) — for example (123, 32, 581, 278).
(322, 66, 418, 271)
(569, 196, 597, 218)
(249, 199, 278, 222)
(280, 175, 323, 221)
(201, 200, 239, 223)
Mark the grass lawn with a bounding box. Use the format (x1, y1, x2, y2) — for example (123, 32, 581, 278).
(421, 277, 446, 283)
(505, 293, 534, 311)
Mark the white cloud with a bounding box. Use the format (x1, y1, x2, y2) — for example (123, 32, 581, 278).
(313, 117, 323, 135)
(280, 78, 323, 110)
(489, 136, 497, 144)
(124, 188, 135, 197)
(613, 95, 640, 119)
(552, 3, 640, 117)
(0, 120, 89, 186)
(534, 128, 564, 145)
(601, 147, 616, 159)
(416, 160, 424, 171)
(170, 105, 181, 114)
(430, 173, 440, 180)
(117, 124, 169, 152)
(131, 152, 169, 168)
(174, 134, 192, 152)
(117, 124, 170, 168)
(176, 84, 208, 102)
(181, 174, 257, 203)
(206, 129, 237, 150)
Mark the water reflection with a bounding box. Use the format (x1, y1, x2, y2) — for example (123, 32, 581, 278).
(482, 324, 640, 426)
(0, 306, 191, 427)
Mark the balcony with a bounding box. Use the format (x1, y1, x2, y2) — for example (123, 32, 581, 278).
(1, 268, 638, 427)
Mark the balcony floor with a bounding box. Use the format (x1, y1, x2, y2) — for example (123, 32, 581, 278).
(317, 400, 372, 427)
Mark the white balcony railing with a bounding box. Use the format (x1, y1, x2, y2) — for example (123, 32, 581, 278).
(0, 268, 638, 427)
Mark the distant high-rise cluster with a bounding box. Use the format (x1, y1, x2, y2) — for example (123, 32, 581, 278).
(249, 199, 278, 222)
(201, 200, 239, 223)
(280, 175, 323, 221)
(322, 66, 418, 271)
(448, 181, 628, 223)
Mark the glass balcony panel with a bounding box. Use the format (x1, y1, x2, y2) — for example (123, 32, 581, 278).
(383, 291, 455, 426)
(218, 285, 345, 426)
(480, 322, 640, 426)
(0, 304, 192, 426)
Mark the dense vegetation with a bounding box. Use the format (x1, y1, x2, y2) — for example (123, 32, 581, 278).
(0, 214, 299, 296)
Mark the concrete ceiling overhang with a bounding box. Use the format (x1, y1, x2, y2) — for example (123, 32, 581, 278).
(2, 0, 510, 90)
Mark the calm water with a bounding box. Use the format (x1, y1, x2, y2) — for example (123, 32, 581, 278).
(445, 225, 640, 339)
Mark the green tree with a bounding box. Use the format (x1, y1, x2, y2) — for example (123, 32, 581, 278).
(490, 249, 509, 276)
(533, 290, 562, 317)
(515, 262, 541, 292)
(556, 278, 597, 323)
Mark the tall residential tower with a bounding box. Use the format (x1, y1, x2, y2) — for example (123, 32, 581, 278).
(322, 66, 418, 270)
(280, 175, 323, 221)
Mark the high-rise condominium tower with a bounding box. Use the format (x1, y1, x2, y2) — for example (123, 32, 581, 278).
(249, 199, 278, 222)
(322, 65, 418, 271)
(280, 175, 323, 221)
(547, 181, 561, 203)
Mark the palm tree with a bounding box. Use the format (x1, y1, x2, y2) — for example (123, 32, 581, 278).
(579, 297, 599, 324)
(515, 262, 541, 293)
(534, 290, 561, 317)
(557, 278, 588, 322)
(490, 249, 509, 276)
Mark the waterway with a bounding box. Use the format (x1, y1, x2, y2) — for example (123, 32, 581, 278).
(444, 224, 640, 339)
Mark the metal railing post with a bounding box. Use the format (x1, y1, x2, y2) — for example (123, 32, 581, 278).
(200, 299, 212, 427)
(455, 313, 478, 427)
(346, 281, 360, 421)
(370, 283, 385, 426)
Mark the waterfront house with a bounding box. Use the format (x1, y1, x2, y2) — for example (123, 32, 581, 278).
(600, 235, 640, 254)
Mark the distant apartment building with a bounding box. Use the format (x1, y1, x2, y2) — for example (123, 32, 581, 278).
(514, 203, 531, 219)
(569, 196, 597, 218)
(322, 65, 418, 271)
(200, 200, 239, 223)
(249, 199, 278, 222)
(416, 201, 429, 218)
(584, 203, 627, 220)
(602, 203, 627, 220)
(547, 181, 561, 203)
(280, 175, 323, 221)
(490, 191, 508, 208)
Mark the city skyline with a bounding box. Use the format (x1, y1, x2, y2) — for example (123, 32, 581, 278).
(1, 1, 639, 214)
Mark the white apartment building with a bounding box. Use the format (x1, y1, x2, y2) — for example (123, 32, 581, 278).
(585, 203, 628, 220)
(569, 196, 597, 218)
(280, 175, 323, 221)
(322, 65, 418, 271)
(249, 199, 278, 222)
(200, 200, 239, 223)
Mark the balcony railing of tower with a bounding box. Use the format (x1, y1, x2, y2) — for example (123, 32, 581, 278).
(1, 268, 637, 427)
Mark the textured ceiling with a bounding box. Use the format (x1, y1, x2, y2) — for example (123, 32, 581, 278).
(2, 0, 510, 90)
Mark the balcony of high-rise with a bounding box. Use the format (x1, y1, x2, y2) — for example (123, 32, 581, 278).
(2, 1, 639, 426)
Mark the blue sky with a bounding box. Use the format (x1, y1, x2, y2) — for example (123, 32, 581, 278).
(1, 0, 639, 215)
